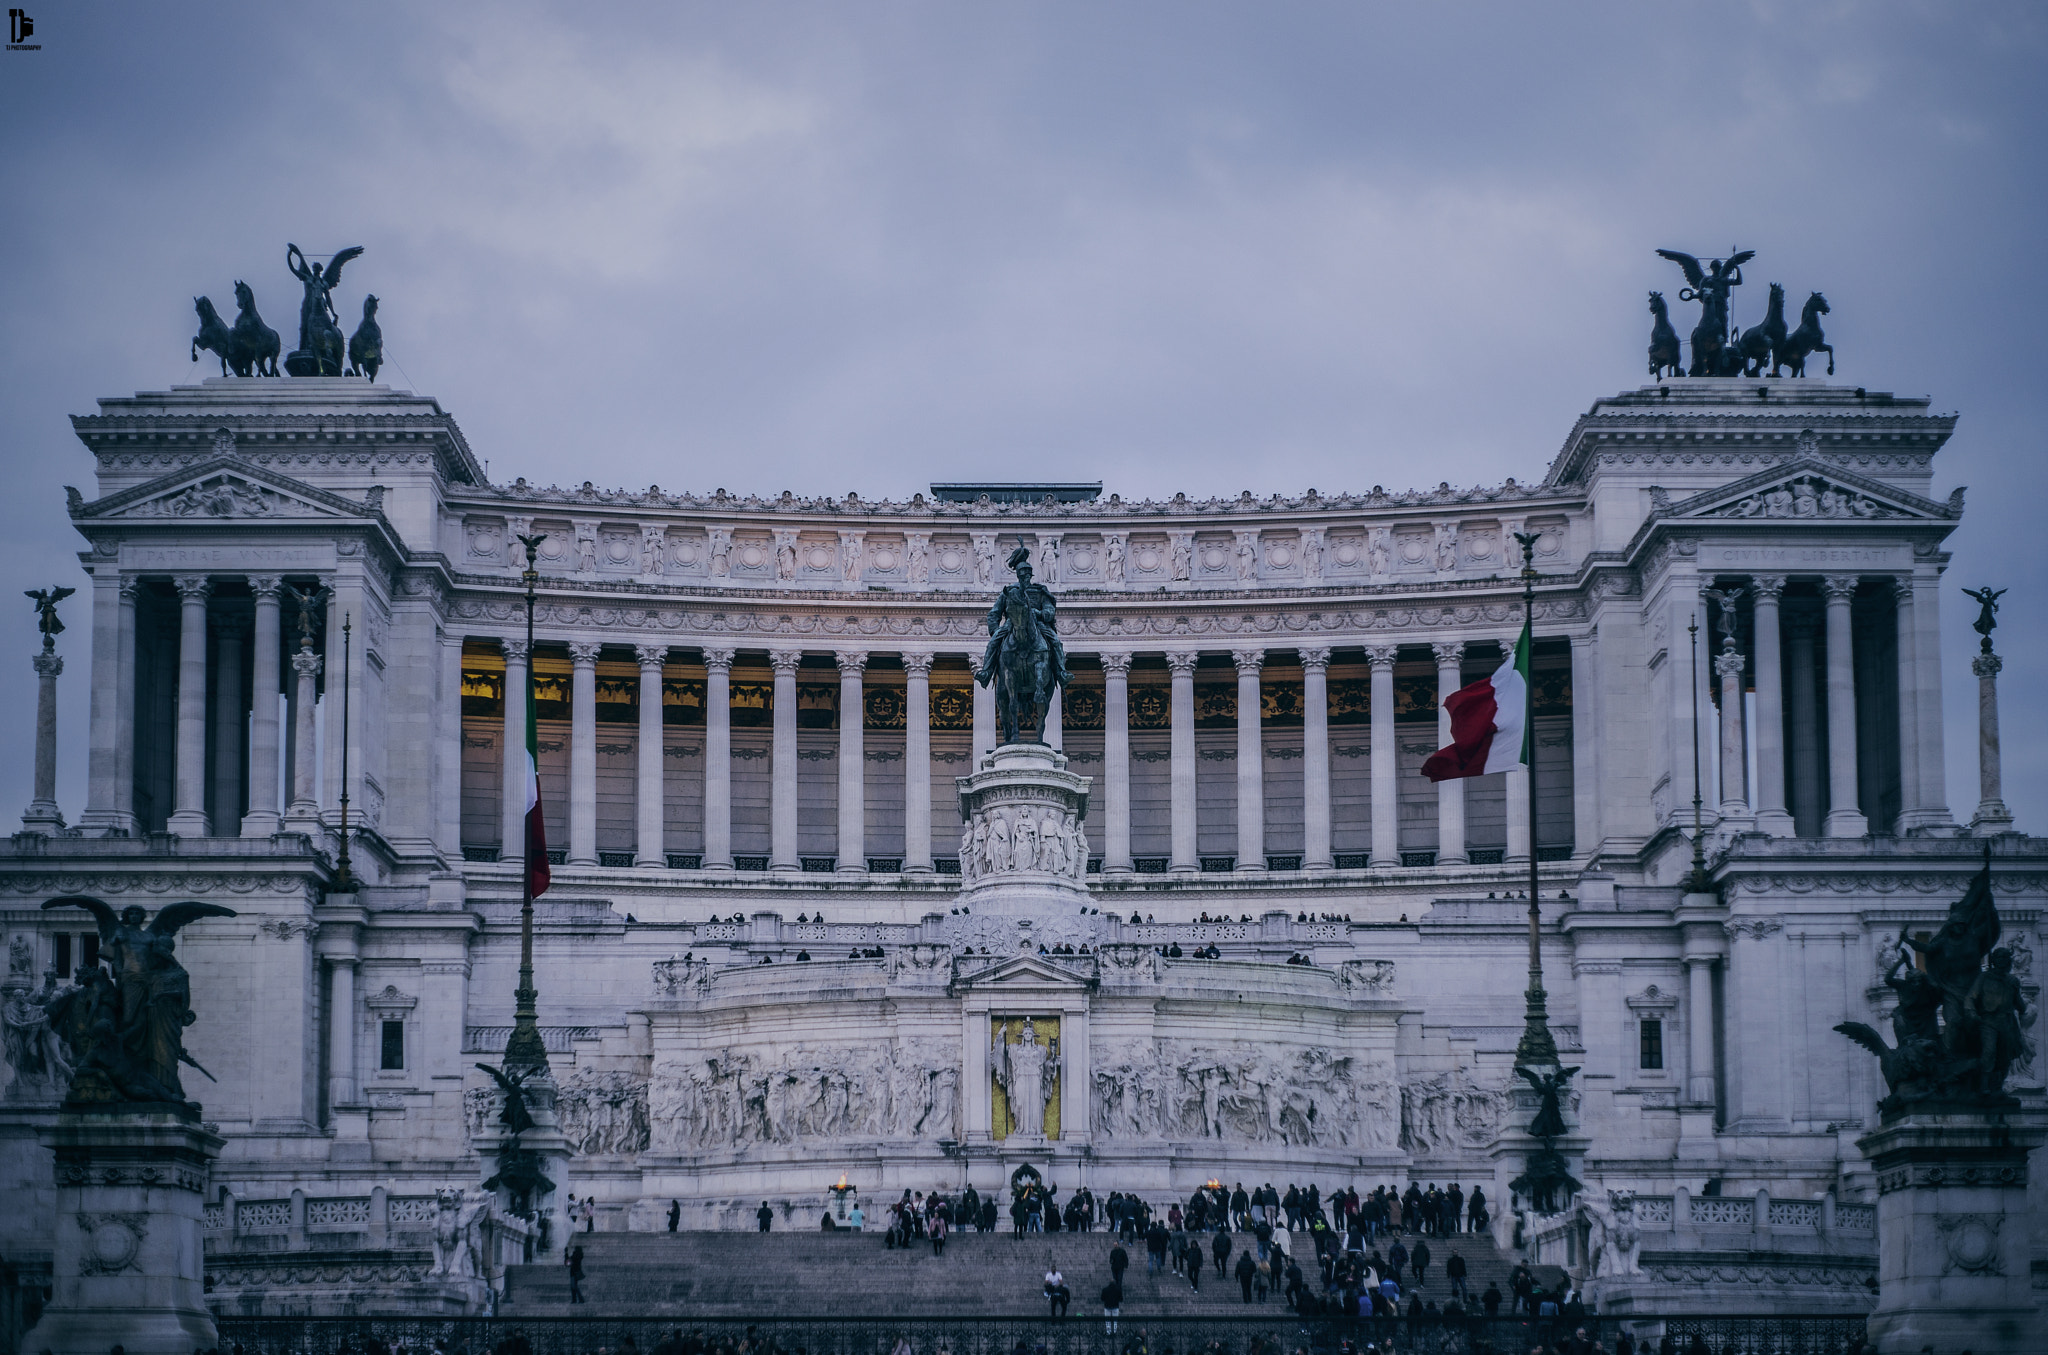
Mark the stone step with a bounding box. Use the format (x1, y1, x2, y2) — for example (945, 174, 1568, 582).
(507, 1229, 1555, 1317)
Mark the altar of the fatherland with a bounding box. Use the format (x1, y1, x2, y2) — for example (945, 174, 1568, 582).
(1, 364, 2043, 1321)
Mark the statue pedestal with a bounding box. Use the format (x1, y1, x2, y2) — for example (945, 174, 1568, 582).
(1857, 1112, 2046, 1354)
(949, 743, 1101, 953)
(20, 1108, 222, 1355)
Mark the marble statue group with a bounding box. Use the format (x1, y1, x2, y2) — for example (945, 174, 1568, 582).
(1650, 247, 1833, 379)
(191, 243, 382, 380)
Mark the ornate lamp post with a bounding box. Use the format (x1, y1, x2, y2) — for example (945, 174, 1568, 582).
(504, 533, 549, 1071)
(1511, 532, 1558, 1072)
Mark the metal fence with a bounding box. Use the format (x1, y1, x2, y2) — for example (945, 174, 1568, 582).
(215, 1313, 1870, 1355)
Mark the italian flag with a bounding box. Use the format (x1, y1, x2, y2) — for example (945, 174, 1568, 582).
(523, 669, 551, 897)
(1422, 622, 1531, 781)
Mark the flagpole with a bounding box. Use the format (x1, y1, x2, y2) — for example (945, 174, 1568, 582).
(505, 533, 548, 1071)
(1512, 531, 1558, 1071)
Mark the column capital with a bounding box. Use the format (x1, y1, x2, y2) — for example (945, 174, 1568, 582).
(291, 649, 324, 679)
(173, 575, 212, 602)
(567, 640, 604, 665)
(118, 577, 142, 602)
(1749, 574, 1786, 601)
(501, 637, 532, 663)
(1972, 652, 2003, 680)
(249, 574, 285, 599)
(1431, 641, 1465, 668)
(1099, 652, 1134, 677)
(1165, 651, 1199, 677)
(1231, 648, 1265, 674)
(1713, 649, 1747, 679)
(634, 644, 669, 669)
(701, 646, 736, 674)
(1364, 644, 1399, 669)
(1873, 575, 1909, 604)
(834, 650, 869, 677)
(902, 652, 935, 678)
(1820, 575, 1860, 601)
(768, 649, 804, 673)
(32, 652, 62, 679)
(1299, 646, 1332, 672)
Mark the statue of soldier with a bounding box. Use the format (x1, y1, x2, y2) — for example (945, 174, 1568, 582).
(1962, 948, 2032, 1095)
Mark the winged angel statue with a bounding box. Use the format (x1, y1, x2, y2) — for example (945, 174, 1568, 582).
(41, 896, 236, 1107)
(286, 243, 366, 376)
(1655, 248, 1755, 377)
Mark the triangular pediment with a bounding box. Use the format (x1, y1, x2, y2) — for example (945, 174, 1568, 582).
(1654, 458, 1960, 524)
(69, 456, 377, 523)
(955, 953, 1093, 990)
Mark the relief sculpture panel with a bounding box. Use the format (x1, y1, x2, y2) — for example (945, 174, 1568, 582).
(1091, 1039, 1396, 1151)
(650, 1041, 960, 1152)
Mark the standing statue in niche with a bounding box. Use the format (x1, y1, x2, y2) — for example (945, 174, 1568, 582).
(994, 1019, 1057, 1138)
(284, 243, 365, 376)
(977, 542, 1071, 745)
(41, 897, 235, 1108)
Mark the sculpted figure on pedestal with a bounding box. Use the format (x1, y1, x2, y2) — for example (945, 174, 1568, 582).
(1580, 1188, 1644, 1277)
(978, 543, 1071, 745)
(41, 896, 235, 1108)
(994, 1018, 1055, 1137)
(1837, 849, 2033, 1115)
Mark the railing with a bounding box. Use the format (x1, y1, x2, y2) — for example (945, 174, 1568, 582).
(216, 1313, 1868, 1355)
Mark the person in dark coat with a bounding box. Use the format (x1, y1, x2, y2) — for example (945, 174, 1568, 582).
(756, 1202, 774, 1233)
(1235, 1250, 1257, 1303)
(1410, 1238, 1431, 1287)
(1481, 1281, 1502, 1317)
(567, 1245, 586, 1304)
(1109, 1242, 1130, 1286)
(1212, 1229, 1232, 1275)
(667, 1200, 681, 1232)
(1445, 1248, 1468, 1303)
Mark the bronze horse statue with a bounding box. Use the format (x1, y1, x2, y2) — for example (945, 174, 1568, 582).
(1779, 291, 1833, 377)
(1736, 282, 1787, 377)
(977, 543, 1069, 745)
(231, 281, 281, 377)
(192, 296, 237, 376)
(1647, 292, 1682, 379)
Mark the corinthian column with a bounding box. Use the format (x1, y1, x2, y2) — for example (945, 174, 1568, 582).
(112, 579, 139, 833)
(1972, 648, 2014, 830)
(1367, 645, 1398, 869)
(1503, 636, 1531, 863)
(1887, 579, 1921, 835)
(1749, 577, 1792, 837)
(498, 638, 529, 857)
(243, 577, 283, 836)
(1234, 649, 1265, 872)
(1102, 654, 1133, 875)
(1705, 586, 1749, 818)
(167, 575, 212, 836)
(567, 640, 602, 865)
(836, 650, 867, 874)
(1820, 576, 1866, 837)
(635, 645, 667, 867)
(903, 653, 934, 873)
(1433, 642, 1467, 865)
(287, 644, 324, 831)
(81, 573, 122, 833)
(211, 614, 247, 834)
(22, 647, 63, 832)
(1167, 650, 1199, 876)
(769, 649, 801, 871)
(702, 648, 735, 869)
(1300, 647, 1332, 870)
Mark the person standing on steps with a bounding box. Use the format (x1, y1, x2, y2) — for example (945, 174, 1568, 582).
(666, 1200, 680, 1233)
(567, 1244, 586, 1304)
(1109, 1240, 1130, 1290)
(1212, 1229, 1232, 1276)
(1235, 1249, 1257, 1303)
(1410, 1237, 1430, 1288)
(1445, 1248, 1467, 1304)
(585, 1196, 597, 1233)
(930, 1209, 947, 1256)
(1101, 1276, 1123, 1335)
(757, 1201, 774, 1233)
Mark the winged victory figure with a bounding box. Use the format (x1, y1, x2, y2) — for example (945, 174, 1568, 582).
(42, 896, 237, 1106)
(475, 1060, 540, 1139)
(286, 243, 366, 376)
(25, 586, 75, 649)
(1656, 248, 1755, 377)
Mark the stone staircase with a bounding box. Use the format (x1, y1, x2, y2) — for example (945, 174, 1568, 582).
(504, 1229, 1553, 1317)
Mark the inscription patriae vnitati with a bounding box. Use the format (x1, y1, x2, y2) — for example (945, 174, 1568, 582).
(126, 546, 329, 568)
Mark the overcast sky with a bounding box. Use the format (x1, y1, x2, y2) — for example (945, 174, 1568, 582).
(1, 2, 2042, 832)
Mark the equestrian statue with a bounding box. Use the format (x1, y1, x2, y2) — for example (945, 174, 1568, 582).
(977, 541, 1071, 746)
